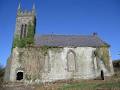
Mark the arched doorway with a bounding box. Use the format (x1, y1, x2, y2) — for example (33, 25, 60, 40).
(101, 70, 104, 80)
(16, 71, 23, 81)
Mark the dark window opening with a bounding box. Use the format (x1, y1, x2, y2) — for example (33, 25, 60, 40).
(101, 70, 104, 80)
(16, 72, 23, 81)
(20, 24, 24, 39)
(94, 51, 97, 56)
(23, 24, 27, 37)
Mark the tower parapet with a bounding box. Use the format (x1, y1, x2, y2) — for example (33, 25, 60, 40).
(17, 3, 36, 16)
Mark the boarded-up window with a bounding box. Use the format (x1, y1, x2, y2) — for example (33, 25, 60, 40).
(67, 51, 76, 71)
(44, 55, 50, 72)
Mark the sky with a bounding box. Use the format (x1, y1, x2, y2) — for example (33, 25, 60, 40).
(0, 0, 120, 67)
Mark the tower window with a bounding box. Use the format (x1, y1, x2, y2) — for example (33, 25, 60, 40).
(20, 24, 24, 39)
(23, 24, 27, 37)
(20, 24, 27, 38)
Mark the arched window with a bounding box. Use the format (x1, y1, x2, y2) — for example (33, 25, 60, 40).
(23, 24, 27, 37)
(67, 50, 76, 71)
(20, 24, 27, 38)
(44, 55, 50, 72)
(20, 24, 24, 39)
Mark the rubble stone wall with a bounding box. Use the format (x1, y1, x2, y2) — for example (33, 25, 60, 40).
(4, 47, 114, 83)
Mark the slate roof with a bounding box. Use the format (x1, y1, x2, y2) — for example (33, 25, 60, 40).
(34, 35, 110, 47)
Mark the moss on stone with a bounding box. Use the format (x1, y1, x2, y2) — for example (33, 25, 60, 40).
(40, 46, 63, 56)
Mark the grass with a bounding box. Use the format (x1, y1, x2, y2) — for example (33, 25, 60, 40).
(60, 80, 120, 90)
(59, 60, 120, 90)
(1, 61, 120, 90)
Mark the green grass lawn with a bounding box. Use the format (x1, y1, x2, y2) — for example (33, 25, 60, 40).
(60, 80, 120, 90)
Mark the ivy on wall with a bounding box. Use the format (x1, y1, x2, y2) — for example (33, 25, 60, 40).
(96, 47, 110, 71)
(25, 22, 34, 45)
(13, 22, 35, 48)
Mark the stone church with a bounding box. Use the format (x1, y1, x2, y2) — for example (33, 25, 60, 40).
(4, 4, 114, 83)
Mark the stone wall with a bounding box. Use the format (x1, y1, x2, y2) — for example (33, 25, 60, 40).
(4, 55, 12, 81)
(4, 46, 114, 83)
(15, 15, 35, 38)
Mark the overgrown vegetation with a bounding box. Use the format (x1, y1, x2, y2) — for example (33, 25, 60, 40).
(13, 22, 35, 48)
(59, 64, 120, 90)
(113, 60, 120, 78)
(60, 81, 120, 90)
(1, 60, 120, 90)
(0, 65, 4, 87)
(95, 47, 110, 71)
(100, 47, 110, 69)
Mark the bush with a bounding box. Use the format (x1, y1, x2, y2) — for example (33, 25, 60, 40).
(0, 65, 4, 87)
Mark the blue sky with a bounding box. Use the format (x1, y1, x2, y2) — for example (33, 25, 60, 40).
(0, 0, 120, 66)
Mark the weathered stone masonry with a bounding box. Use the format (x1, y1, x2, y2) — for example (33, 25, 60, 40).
(5, 46, 114, 83)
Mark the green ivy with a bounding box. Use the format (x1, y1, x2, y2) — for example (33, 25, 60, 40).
(13, 22, 35, 48)
(26, 22, 34, 45)
(96, 47, 110, 71)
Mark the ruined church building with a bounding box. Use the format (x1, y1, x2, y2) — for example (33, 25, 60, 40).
(4, 3, 114, 83)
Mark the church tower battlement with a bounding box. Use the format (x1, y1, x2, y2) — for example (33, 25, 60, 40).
(17, 3, 35, 17)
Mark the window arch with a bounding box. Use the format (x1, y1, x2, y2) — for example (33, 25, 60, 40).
(67, 50, 76, 72)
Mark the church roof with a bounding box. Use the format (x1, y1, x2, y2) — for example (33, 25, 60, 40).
(34, 35, 110, 47)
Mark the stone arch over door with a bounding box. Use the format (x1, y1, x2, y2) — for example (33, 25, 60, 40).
(67, 50, 76, 72)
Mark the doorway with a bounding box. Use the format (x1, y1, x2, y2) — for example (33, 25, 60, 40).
(16, 72, 23, 80)
(101, 70, 104, 80)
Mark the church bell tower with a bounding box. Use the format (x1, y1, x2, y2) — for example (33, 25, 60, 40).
(13, 3, 36, 48)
